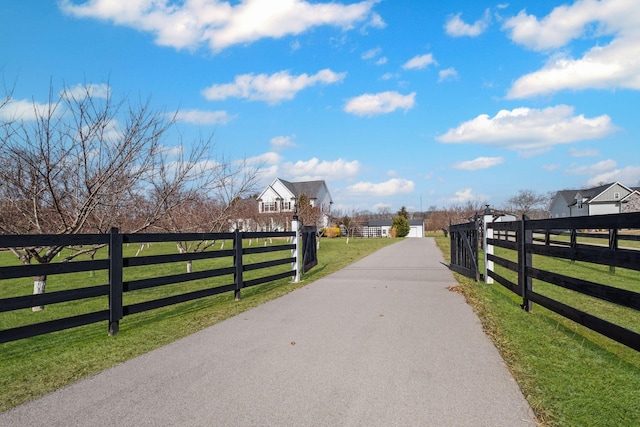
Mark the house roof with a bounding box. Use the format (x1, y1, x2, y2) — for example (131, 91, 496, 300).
(257, 178, 332, 204)
(555, 182, 628, 207)
(279, 179, 329, 201)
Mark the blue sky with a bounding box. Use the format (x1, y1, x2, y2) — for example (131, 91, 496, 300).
(1, 0, 639, 213)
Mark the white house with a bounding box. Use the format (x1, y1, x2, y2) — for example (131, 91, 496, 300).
(549, 182, 640, 218)
(256, 178, 333, 228)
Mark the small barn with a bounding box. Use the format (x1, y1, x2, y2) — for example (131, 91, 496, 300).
(361, 219, 424, 238)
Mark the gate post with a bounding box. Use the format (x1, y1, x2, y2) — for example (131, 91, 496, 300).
(108, 227, 123, 336)
(291, 214, 300, 283)
(483, 206, 494, 284)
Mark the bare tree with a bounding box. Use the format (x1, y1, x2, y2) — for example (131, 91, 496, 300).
(504, 189, 549, 218)
(0, 82, 219, 309)
(296, 193, 321, 227)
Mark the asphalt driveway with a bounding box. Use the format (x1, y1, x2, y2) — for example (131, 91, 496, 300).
(0, 238, 536, 426)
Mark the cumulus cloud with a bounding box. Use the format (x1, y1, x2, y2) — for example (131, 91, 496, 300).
(586, 166, 640, 187)
(402, 53, 437, 70)
(60, 0, 381, 52)
(270, 135, 297, 151)
(244, 151, 283, 166)
(503, 0, 640, 97)
(449, 188, 487, 203)
(0, 98, 54, 121)
(347, 178, 414, 196)
(445, 9, 491, 37)
(62, 83, 110, 100)
(283, 157, 360, 181)
(566, 159, 618, 175)
(452, 157, 504, 171)
(344, 91, 416, 117)
(202, 69, 346, 104)
(174, 109, 234, 125)
(438, 67, 458, 82)
(437, 105, 616, 154)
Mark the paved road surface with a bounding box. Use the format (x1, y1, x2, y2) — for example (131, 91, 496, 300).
(0, 238, 536, 426)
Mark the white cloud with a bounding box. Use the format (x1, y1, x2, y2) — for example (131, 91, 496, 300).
(569, 147, 600, 157)
(60, 0, 380, 52)
(452, 157, 504, 171)
(283, 157, 360, 181)
(402, 53, 437, 70)
(566, 159, 618, 175)
(361, 47, 381, 60)
(503, 0, 640, 97)
(174, 109, 234, 125)
(381, 72, 397, 80)
(450, 188, 487, 203)
(375, 57, 388, 65)
(62, 83, 110, 100)
(438, 67, 458, 82)
(445, 9, 491, 37)
(344, 91, 416, 117)
(244, 151, 283, 166)
(0, 98, 53, 121)
(270, 135, 297, 151)
(542, 164, 561, 172)
(372, 202, 392, 211)
(437, 105, 616, 154)
(347, 178, 414, 196)
(586, 166, 640, 187)
(202, 69, 346, 104)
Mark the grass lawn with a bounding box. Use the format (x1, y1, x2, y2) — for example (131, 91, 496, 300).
(432, 232, 640, 426)
(0, 237, 398, 413)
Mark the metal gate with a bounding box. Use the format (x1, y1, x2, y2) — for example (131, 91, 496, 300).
(301, 225, 318, 274)
(449, 217, 480, 281)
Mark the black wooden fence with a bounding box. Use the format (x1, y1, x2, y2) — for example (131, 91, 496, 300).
(485, 212, 640, 352)
(0, 228, 297, 343)
(301, 225, 318, 274)
(449, 217, 480, 281)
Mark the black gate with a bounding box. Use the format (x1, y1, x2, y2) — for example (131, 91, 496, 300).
(301, 225, 318, 274)
(449, 217, 480, 281)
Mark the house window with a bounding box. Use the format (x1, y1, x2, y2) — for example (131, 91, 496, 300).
(614, 192, 620, 199)
(263, 202, 276, 212)
(577, 201, 583, 209)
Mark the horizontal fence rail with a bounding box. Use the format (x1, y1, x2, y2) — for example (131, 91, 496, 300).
(485, 212, 640, 352)
(0, 229, 298, 343)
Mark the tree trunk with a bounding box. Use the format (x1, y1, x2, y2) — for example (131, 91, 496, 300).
(186, 260, 193, 273)
(32, 275, 47, 311)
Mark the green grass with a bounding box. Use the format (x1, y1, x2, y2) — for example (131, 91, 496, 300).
(0, 237, 398, 413)
(433, 233, 640, 426)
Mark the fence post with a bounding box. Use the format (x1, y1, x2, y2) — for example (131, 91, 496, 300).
(449, 219, 455, 267)
(483, 206, 494, 284)
(234, 229, 243, 301)
(108, 227, 123, 336)
(473, 214, 480, 282)
(609, 228, 617, 273)
(519, 216, 532, 312)
(291, 214, 300, 283)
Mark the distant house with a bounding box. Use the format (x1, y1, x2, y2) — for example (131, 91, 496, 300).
(256, 178, 333, 229)
(549, 182, 640, 218)
(361, 218, 424, 238)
